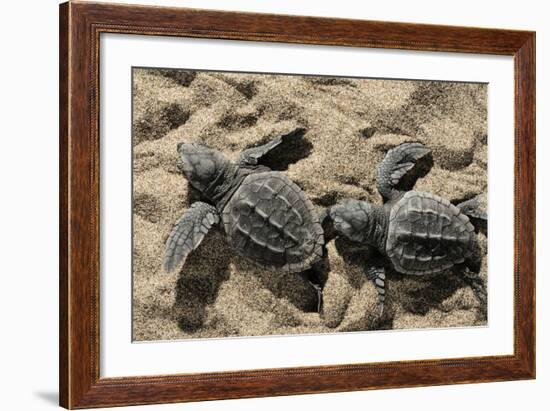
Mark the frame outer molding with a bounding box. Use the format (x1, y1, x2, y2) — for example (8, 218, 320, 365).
(59, 1, 535, 409)
(59, 1, 69, 407)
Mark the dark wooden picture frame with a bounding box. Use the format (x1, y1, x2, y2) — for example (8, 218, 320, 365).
(59, 1, 535, 409)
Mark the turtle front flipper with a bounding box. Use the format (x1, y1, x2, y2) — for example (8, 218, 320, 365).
(164, 202, 220, 272)
(366, 266, 387, 316)
(376, 142, 433, 202)
(237, 127, 306, 166)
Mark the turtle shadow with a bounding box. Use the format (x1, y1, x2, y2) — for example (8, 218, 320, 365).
(393, 272, 465, 316)
(186, 184, 211, 204)
(231, 258, 322, 313)
(394, 148, 434, 192)
(256, 128, 313, 171)
(172, 231, 232, 333)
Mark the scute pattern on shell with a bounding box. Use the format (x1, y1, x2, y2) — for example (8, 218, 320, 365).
(386, 191, 476, 275)
(221, 171, 324, 273)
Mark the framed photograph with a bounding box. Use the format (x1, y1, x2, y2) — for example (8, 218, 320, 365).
(59, 2, 535, 409)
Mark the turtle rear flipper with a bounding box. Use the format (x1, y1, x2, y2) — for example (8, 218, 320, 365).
(238, 127, 306, 166)
(164, 202, 220, 272)
(457, 196, 487, 233)
(455, 264, 487, 319)
(376, 142, 433, 202)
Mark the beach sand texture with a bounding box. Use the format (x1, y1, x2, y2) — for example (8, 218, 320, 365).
(132, 68, 488, 341)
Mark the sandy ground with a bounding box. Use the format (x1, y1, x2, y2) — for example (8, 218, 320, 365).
(132, 68, 487, 341)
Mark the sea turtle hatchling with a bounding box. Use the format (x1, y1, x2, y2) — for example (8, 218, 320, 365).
(164, 128, 325, 306)
(324, 142, 487, 313)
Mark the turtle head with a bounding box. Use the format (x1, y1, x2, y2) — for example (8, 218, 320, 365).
(328, 199, 378, 245)
(176, 142, 230, 194)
